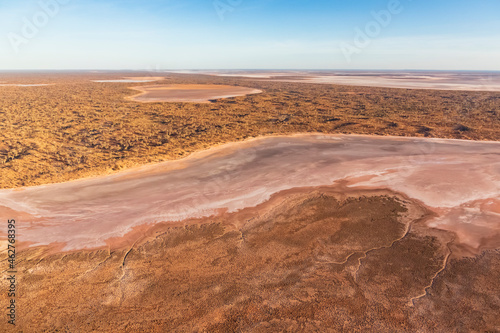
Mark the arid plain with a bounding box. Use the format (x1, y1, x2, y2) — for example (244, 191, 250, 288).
(1, 71, 499, 332)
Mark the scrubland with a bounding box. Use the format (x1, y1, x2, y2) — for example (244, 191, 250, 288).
(1, 71, 499, 188)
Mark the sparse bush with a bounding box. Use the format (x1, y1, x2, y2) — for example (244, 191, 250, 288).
(453, 124, 471, 132)
(0, 71, 499, 188)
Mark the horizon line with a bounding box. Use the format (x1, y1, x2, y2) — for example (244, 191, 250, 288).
(1, 69, 500, 73)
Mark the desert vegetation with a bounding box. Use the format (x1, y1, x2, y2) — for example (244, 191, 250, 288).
(1, 71, 499, 188)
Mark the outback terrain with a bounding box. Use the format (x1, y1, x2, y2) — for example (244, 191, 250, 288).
(0, 71, 499, 332)
(1, 71, 499, 189)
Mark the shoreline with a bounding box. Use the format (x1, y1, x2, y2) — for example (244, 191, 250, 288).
(0, 134, 498, 255)
(2, 132, 499, 192)
(2, 184, 432, 256)
(125, 84, 263, 103)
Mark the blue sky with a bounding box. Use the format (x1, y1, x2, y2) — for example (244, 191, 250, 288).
(1, 0, 499, 70)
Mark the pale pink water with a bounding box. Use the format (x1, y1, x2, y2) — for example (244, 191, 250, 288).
(0, 134, 498, 253)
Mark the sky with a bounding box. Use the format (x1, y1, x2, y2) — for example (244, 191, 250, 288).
(0, 0, 499, 70)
